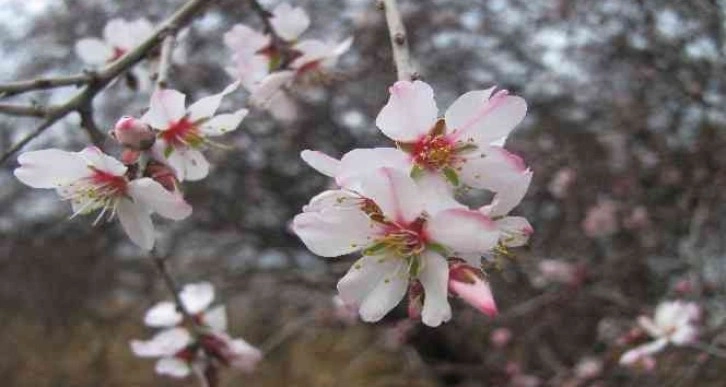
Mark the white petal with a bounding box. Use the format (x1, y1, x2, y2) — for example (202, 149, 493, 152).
(265, 91, 299, 122)
(130, 327, 192, 358)
(375, 80, 438, 142)
(358, 167, 425, 225)
(155, 357, 191, 378)
(483, 169, 533, 218)
(300, 150, 341, 178)
(128, 178, 192, 220)
(226, 54, 270, 91)
(142, 89, 187, 129)
(180, 282, 215, 314)
(129, 19, 154, 45)
(496, 216, 533, 247)
(250, 71, 295, 108)
(458, 146, 529, 192)
(199, 108, 248, 136)
(224, 24, 270, 53)
(415, 172, 465, 214)
(201, 305, 228, 332)
(337, 255, 408, 322)
(187, 81, 240, 122)
(103, 19, 133, 49)
(446, 89, 527, 146)
(229, 339, 262, 372)
(144, 301, 183, 328)
(336, 148, 410, 191)
(426, 208, 499, 254)
(75, 38, 113, 66)
(166, 147, 210, 182)
(290, 39, 334, 69)
(14, 149, 88, 189)
(619, 338, 668, 365)
(418, 252, 452, 327)
(78, 146, 127, 176)
(116, 198, 155, 251)
(270, 3, 310, 41)
(292, 199, 379, 257)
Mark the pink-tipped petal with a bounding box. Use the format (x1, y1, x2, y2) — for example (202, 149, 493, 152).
(142, 89, 187, 129)
(300, 150, 341, 178)
(358, 167, 425, 225)
(448, 265, 498, 317)
(419, 252, 452, 327)
(375, 80, 439, 142)
(427, 208, 499, 254)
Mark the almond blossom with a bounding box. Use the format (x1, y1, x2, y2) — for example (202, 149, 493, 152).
(140, 82, 247, 181)
(131, 282, 262, 378)
(375, 80, 527, 189)
(293, 167, 501, 327)
(75, 18, 154, 66)
(13, 147, 191, 250)
(224, 3, 352, 121)
(619, 301, 700, 366)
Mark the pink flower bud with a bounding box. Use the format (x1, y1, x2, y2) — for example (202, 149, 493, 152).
(490, 327, 512, 348)
(111, 116, 156, 150)
(448, 261, 497, 317)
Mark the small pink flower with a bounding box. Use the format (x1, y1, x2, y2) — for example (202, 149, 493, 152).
(574, 357, 603, 380)
(75, 18, 153, 66)
(548, 167, 575, 199)
(535, 259, 585, 287)
(111, 116, 156, 150)
(490, 327, 512, 348)
(582, 198, 619, 238)
(623, 206, 650, 230)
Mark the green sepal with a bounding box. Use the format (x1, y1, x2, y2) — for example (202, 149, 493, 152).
(443, 167, 460, 186)
(410, 165, 424, 180)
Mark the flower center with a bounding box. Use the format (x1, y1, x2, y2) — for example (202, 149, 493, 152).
(89, 168, 129, 197)
(377, 218, 428, 258)
(109, 47, 127, 62)
(161, 118, 203, 148)
(412, 134, 454, 170)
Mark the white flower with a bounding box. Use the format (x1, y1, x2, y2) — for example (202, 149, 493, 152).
(13, 147, 191, 250)
(375, 80, 528, 189)
(141, 82, 248, 181)
(131, 282, 262, 378)
(619, 301, 700, 366)
(224, 24, 272, 91)
(75, 18, 154, 66)
(269, 3, 310, 42)
(293, 167, 500, 327)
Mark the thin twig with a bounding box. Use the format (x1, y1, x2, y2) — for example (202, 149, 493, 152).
(259, 313, 317, 355)
(77, 100, 106, 147)
(249, 0, 275, 34)
(379, 0, 418, 81)
(0, 103, 51, 118)
(688, 342, 726, 358)
(0, 0, 213, 165)
(149, 248, 195, 321)
(0, 73, 92, 99)
(155, 35, 177, 89)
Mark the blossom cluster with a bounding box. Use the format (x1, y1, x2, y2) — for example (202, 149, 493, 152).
(224, 3, 352, 121)
(13, 82, 245, 250)
(131, 282, 261, 378)
(293, 80, 533, 326)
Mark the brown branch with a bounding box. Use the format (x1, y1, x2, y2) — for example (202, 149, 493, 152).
(379, 0, 418, 81)
(77, 100, 106, 147)
(0, 103, 51, 118)
(155, 35, 177, 89)
(0, 0, 213, 165)
(0, 73, 92, 99)
(149, 249, 196, 321)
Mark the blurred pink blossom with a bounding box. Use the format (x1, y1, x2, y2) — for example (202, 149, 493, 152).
(582, 198, 619, 238)
(535, 259, 586, 287)
(623, 206, 650, 230)
(548, 167, 575, 199)
(490, 327, 512, 348)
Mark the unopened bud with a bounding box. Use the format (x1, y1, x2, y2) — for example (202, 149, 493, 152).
(448, 260, 498, 317)
(111, 116, 156, 150)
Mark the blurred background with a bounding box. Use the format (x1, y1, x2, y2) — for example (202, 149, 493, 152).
(1, 0, 725, 385)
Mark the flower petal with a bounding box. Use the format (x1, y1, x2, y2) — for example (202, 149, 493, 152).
(103, 18, 133, 50)
(426, 208, 499, 254)
(481, 169, 533, 218)
(229, 338, 262, 372)
(199, 108, 248, 136)
(74, 38, 113, 66)
(144, 301, 183, 328)
(496, 216, 534, 247)
(14, 149, 88, 189)
(187, 81, 240, 122)
(458, 146, 528, 191)
(155, 357, 191, 378)
(201, 305, 228, 332)
(358, 167, 425, 225)
(78, 146, 127, 176)
(418, 252, 452, 327)
(270, 3, 310, 41)
(448, 265, 498, 317)
(224, 24, 271, 53)
(116, 198, 155, 251)
(128, 178, 192, 220)
(336, 148, 410, 191)
(250, 71, 295, 108)
(165, 147, 210, 182)
(130, 327, 192, 358)
(292, 195, 379, 257)
(337, 255, 408, 322)
(375, 80, 438, 142)
(180, 282, 215, 314)
(142, 89, 187, 129)
(300, 150, 340, 178)
(446, 88, 527, 145)
(619, 338, 668, 365)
